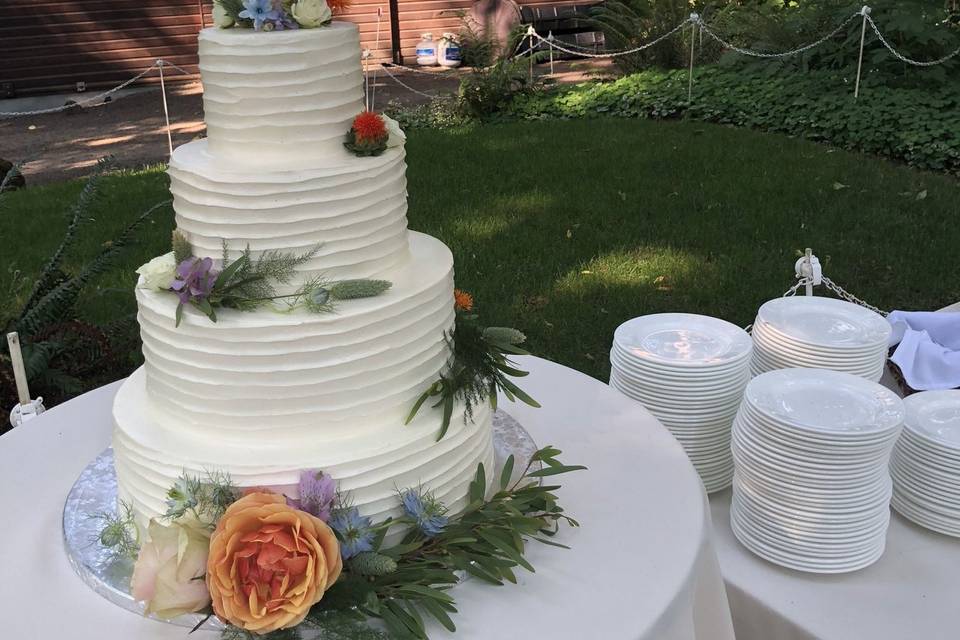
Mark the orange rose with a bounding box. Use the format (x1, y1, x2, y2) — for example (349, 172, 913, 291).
(206, 492, 342, 634)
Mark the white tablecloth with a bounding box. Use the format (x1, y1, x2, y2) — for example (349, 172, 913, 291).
(711, 491, 960, 640)
(0, 355, 734, 640)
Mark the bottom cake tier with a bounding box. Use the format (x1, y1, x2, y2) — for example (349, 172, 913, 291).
(112, 367, 495, 527)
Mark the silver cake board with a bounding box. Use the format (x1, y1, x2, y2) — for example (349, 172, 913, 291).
(63, 410, 538, 632)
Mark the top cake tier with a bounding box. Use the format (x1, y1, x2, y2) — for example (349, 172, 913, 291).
(198, 22, 364, 164)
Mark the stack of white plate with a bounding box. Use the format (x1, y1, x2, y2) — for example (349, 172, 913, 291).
(731, 368, 904, 573)
(750, 296, 891, 382)
(609, 313, 752, 493)
(890, 391, 960, 537)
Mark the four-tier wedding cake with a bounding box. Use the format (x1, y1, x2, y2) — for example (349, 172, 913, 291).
(112, 22, 495, 527)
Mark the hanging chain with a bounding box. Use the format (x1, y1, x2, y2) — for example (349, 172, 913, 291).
(0, 60, 194, 119)
(529, 18, 692, 60)
(865, 14, 960, 66)
(697, 12, 859, 59)
(820, 276, 888, 316)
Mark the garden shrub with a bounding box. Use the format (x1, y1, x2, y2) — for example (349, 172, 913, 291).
(504, 66, 960, 175)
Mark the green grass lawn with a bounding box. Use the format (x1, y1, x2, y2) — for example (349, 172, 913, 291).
(3, 118, 959, 395)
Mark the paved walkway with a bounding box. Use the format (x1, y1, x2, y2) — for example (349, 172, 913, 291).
(1, 61, 611, 185)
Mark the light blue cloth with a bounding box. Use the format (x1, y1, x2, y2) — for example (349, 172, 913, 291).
(887, 310, 960, 390)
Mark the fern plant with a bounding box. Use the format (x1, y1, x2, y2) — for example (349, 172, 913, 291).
(0, 159, 171, 430)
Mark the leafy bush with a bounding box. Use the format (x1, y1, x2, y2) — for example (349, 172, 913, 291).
(0, 159, 170, 429)
(504, 66, 960, 174)
(458, 55, 547, 118)
(589, 0, 726, 73)
(714, 0, 960, 85)
(385, 98, 472, 130)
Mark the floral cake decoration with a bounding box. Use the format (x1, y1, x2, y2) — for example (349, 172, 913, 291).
(98, 450, 585, 639)
(212, 0, 352, 31)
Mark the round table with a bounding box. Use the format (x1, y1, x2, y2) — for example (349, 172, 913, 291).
(0, 355, 733, 640)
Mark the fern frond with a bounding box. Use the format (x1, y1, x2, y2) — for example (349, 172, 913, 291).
(17, 200, 171, 336)
(21, 157, 114, 315)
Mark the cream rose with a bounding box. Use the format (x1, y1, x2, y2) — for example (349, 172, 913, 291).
(135, 252, 177, 291)
(131, 516, 212, 619)
(213, 3, 235, 28)
(290, 0, 332, 28)
(383, 114, 406, 149)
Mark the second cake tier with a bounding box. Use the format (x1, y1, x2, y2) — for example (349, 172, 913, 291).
(137, 232, 452, 437)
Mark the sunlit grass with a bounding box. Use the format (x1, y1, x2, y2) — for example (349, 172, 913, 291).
(2, 118, 958, 386)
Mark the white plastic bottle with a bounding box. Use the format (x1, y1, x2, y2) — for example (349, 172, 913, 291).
(416, 33, 438, 66)
(437, 32, 462, 68)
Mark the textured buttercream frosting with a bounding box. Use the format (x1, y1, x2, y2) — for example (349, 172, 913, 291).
(169, 140, 410, 284)
(113, 22, 497, 530)
(199, 22, 364, 163)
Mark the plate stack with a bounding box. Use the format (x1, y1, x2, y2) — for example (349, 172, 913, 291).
(730, 368, 904, 573)
(750, 297, 891, 382)
(890, 391, 960, 537)
(609, 313, 752, 493)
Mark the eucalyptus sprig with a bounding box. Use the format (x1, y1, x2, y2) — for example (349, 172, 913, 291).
(407, 299, 539, 441)
(303, 447, 585, 640)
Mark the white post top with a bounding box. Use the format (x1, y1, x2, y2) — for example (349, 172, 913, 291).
(860, 5, 872, 15)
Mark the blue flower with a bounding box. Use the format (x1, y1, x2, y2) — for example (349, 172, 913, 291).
(401, 487, 448, 537)
(238, 0, 281, 30)
(330, 507, 375, 559)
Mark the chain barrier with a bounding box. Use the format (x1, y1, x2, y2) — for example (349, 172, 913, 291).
(378, 63, 454, 101)
(529, 18, 692, 60)
(0, 60, 194, 119)
(865, 14, 960, 67)
(696, 12, 860, 59)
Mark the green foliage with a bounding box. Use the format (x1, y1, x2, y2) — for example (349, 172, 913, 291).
(407, 301, 539, 441)
(327, 279, 393, 300)
(214, 0, 253, 27)
(344, 128, 389, 157)
(458, 55, 547, 119)
(350, 552, 399, 576)
(715, 0, 960, 85)
(504, 65, 960, 175)
(93, 500, 141, 560)
(0, 160, 169, 429)
(384, 98, 471, 131)
(308, 449, 584, 640)
(590, 0, 725, 73)
(163, 470, 240, 526)
(172, 230, 192, 264)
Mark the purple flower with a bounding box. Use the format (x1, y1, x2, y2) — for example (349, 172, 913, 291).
(289, 470, 336, 522)
(271, 13, 300, 30)
(238, 0, 281, 30)
(170, 257, 217, 304)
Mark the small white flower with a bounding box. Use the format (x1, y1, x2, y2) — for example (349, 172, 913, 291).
(383, 115, 406, 148)
(290, 0, 332, 28)
(212, 2, 235, 28)
(136, 252, 177, 291)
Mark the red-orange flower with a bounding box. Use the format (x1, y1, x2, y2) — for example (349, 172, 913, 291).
(327, 0, 352, 13)
(351, 111, 388, 144)
(454, 289, 474, 312)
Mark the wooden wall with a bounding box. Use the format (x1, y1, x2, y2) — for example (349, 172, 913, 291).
(0, 0, 578, 95)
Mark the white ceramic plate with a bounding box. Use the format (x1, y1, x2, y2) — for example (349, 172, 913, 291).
(744, 368, 903, 437)
(903, 390, 960, 452)
(751, 322, 889, 357)
(754, 297, 891, 350)
(613, 314, 752, 368)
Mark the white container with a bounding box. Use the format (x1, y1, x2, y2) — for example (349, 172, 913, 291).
(437, 32, 462, 68)
(416, 33, 437, 66)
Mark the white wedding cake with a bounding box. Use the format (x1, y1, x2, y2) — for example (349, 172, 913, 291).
(112, 23, 495, 527)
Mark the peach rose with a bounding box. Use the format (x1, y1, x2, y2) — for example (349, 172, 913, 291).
(206, 492, 342, 634)
(131, 515, 211, 619)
